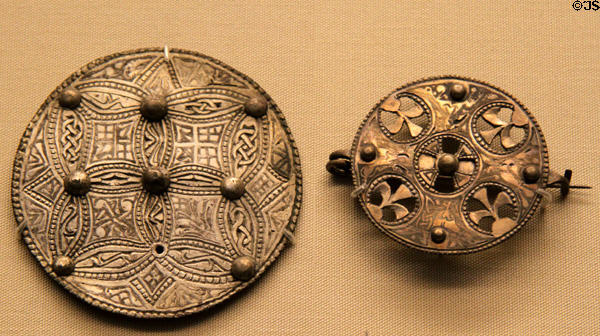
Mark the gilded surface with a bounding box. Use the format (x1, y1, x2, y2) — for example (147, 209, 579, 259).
(352, 77, 548, 253)
(12, 48, 302, 317)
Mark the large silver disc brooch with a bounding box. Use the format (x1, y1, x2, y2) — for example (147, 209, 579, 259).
(327, 76, 588, 254)
(12, 48, 302, 317)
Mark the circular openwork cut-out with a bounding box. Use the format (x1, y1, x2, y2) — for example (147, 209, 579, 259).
(413, 133, 480, 194)
(462, 182, 520, 237)
(365, 174, 420, 226)
(351, 76, 548, 253)
(12, 48, 302, 317)
(471, 102, 531, 155)
(377, 93, 432, 143)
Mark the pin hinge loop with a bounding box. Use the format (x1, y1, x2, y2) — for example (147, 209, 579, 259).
(326, 149, 352, 177)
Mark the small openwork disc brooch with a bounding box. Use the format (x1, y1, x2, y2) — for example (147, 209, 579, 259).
(327, 76, 589, 254)
(12, 48, 302, 317)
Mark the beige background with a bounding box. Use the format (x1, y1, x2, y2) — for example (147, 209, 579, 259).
(1, 1, 599, 335)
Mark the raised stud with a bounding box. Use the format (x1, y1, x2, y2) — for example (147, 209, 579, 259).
(140, 95, 168, 121)
(359, 143, 377, 162)
(522, 165, 540, 184)
(142, 167, 170, 194)
(58, 87, 82, 109)
(449, 83, 467, 102)
(63, 170, 91, 196)
(220, 176, 245, 200)
(52, 256, 74, 276)
(243, 95, 268, 118)
(230, 255, 256, 281)
(437, 153, 459, 176)
(430, 227, 447, 244)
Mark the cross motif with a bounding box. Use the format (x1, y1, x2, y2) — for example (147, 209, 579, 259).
(91, 122, 135, 161)
(172, 122, 223, 168)
(141, 265, 166, 293)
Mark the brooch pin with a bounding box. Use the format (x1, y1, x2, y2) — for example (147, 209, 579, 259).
(12, 47, 302, 317)
(327, 76, 589, 254)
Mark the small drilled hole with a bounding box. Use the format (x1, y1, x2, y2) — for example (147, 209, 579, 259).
(154, 244, 165, 255)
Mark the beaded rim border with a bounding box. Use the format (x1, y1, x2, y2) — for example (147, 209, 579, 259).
(11, 47, 303, 318)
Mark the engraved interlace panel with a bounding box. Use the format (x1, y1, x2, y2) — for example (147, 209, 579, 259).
(13, 50, 300, 317)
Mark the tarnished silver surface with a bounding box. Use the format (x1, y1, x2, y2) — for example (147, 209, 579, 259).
(349, 77, 549, 253)
(12, 48, 302, 317)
